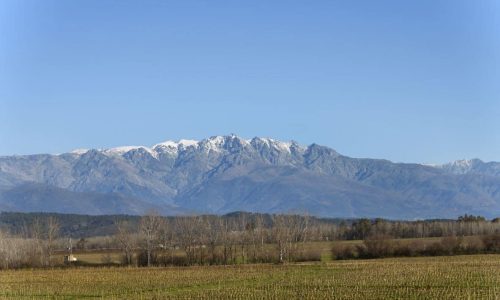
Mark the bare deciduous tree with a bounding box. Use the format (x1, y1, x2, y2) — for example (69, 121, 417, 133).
(0, 229, 6, 269)
(29, 217, 44, 267)
(46, 217, 60, 266)
(140, 211, 164, 267)
(272, 214, 288, 263)
(115, 220, 136, 265)
(271, 213, 310, 263)
(175, 215, 201, 265)
(204, 216, 221, 264)
(255, 214, 268, 261)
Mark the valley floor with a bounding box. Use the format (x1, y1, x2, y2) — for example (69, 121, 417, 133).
(0, 254, 498, 299)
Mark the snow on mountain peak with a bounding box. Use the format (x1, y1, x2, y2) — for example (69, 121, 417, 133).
(442, 159, 477, 171)
(153, 139, 199, 152)
(70, 149, 90, 155)
(201, 136, 225, 152)
(178, 139, 198, 147)
(154, 141, 179, 149)
(69, 135, 303, 159)
(104, 146, 158, 158)
(198, 135, 251, 153)
(105, 146, 143, 154)
(453, 159, 473, 167)
(251, 137, 294, 153)
(434, 158, 484, 175)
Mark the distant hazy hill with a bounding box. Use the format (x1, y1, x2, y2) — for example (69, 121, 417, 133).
(1, 135, 499, 219)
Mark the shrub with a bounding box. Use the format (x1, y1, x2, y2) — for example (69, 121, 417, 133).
(293, 248, 322, 262)
(482, 234, 500, 252)
(391, 240, 425, 257)
(331, 243, 358, 260)
(462, 236, 484, 254)
(361, 234, 395, 258)
(253, 249, 278, 264)
(425, 241, 445, 256)
(421, 237, 462, 256)
(136, 250, 159, 267)
(440, 236, 462, 255)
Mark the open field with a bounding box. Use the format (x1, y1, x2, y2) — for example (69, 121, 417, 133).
(53, 236, 483, 265)
(0, 254, 498, 299)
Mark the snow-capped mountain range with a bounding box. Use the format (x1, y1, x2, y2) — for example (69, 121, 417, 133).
(0, 135, 499, 219)
(73, 136, 298, 159)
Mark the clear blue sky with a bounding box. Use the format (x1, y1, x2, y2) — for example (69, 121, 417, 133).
(1, 0, 499, 163)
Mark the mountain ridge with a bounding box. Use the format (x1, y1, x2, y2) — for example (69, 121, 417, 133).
(1, 135, 499, 219)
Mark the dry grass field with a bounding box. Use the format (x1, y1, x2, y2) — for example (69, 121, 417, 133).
(0, 254, 498, 299)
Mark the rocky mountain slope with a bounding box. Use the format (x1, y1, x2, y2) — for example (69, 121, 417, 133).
(1, 135, 499, 219)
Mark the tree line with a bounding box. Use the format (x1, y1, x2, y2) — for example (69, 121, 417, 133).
(115, 212, 312, 267)
(0, 212, 499, 269)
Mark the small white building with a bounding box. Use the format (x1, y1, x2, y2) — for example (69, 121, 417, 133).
(64, 254, 78, 264)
